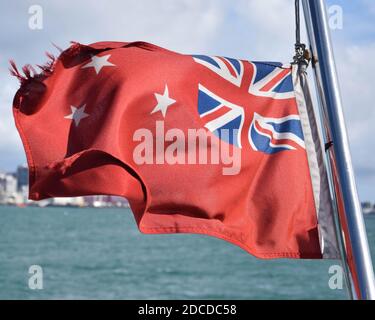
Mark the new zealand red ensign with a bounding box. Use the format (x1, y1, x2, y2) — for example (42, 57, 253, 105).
(11, 41, 339, 259)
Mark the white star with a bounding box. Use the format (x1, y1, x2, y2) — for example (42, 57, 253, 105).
(151, 85, 176, 118)
(81, 54, 115, 74)
(64, 104, 89, 127)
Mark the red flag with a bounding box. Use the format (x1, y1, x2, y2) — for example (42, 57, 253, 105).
(11, 41, 339, 259)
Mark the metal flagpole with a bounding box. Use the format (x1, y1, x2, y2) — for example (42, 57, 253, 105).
(301, 0, 375, 299)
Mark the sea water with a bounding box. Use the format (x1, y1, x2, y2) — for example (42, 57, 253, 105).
(1, 206, 374, 299)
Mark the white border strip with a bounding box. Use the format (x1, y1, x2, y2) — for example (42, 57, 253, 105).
(292, 64, 339, 259)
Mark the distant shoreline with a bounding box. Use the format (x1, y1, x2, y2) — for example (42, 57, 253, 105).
(0, 203, 130, 209)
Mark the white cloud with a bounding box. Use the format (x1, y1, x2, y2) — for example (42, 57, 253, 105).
(40, 0, 224, 53)
(336, 44, 375, 143)
(333, 43, 375, 199)
(362, 0, 375, 15)
(0, 77, 26, 170)
(232, 0, 296, 61)
(0, 81, 21, 146)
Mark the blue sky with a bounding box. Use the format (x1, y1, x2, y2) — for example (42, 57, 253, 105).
(0, 0, 374, 200)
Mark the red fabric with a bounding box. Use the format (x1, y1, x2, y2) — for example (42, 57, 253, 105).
(12, 41, 322, 259)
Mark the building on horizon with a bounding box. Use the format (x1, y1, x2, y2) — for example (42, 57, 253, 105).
(0, 172, 20, 204)
(0, 173, 17, 196)
(1, 165, 131, 208)
(16, 164, 28, 192)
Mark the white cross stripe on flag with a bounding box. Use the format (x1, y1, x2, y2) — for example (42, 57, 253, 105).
(250, 112, 306, 150)
(248, 62, 295, 99)
(198, 84, 244, 148)
(193, 55, 244, 87)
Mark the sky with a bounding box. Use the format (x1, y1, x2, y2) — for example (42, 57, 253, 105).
(0, 0, 374, 200)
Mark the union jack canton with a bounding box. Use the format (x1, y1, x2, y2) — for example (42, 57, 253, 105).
(192, 55, 305, 154)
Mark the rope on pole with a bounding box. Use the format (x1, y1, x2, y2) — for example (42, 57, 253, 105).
(293, 0, 310, 66)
